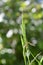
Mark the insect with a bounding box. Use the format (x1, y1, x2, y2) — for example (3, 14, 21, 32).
(24, 41, 35, 48)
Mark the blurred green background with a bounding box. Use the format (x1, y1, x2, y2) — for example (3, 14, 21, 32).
(0, 0, 43, 65)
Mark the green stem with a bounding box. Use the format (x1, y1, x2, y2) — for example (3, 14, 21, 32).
(30, 51, 40, 65)
(23, 48, 26, 65)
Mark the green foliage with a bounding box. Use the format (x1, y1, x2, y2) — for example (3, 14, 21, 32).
(0, 0, 43, 65)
